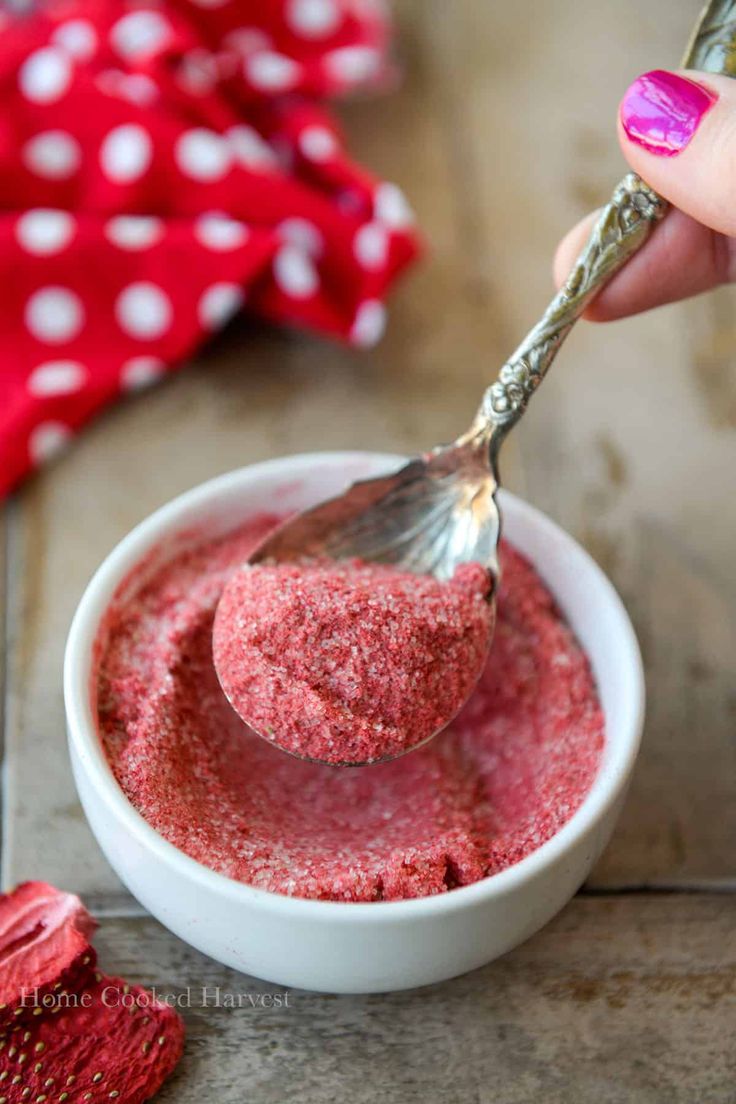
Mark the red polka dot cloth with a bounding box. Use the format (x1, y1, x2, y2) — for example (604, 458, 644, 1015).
(0, 0, 420, 498)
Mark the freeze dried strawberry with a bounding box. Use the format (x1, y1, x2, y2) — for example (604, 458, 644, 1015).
(0, 882, 96, 1027)
(0, 971, 184, 1104)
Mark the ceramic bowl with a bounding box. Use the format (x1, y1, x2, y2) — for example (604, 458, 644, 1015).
(65, 451, 644, 994)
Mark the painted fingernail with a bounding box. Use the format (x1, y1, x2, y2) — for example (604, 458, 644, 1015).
(620, 69, 717, 156)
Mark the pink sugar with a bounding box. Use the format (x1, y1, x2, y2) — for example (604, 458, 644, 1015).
(213, 558, 494, 765)
(95, 514, 605, 903)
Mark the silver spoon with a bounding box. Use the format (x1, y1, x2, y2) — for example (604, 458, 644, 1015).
(218, 0, 735, 764)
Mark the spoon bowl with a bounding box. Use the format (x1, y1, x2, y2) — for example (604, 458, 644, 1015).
(214, 498, 496, 766)
(249, 434, 501, 581)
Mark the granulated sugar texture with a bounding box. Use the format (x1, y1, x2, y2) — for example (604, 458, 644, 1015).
(96, 513, 604, 902)
(213, 558, 494, 764)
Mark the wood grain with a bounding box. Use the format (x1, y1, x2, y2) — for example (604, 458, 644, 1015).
(93, 895, 736, 1104)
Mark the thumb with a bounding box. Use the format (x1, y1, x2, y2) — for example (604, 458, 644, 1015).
(618, 68, 736, 236)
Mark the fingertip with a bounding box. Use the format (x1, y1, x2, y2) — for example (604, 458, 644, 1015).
(616, 111, 631, 160)
(555, 207, 724, 322)
(615, 69, 736, 236)
(615, 108, 651, 181)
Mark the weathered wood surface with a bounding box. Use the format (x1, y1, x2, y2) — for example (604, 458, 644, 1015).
(2, 0, 736, 1098)
(98, 896, 736, 1104)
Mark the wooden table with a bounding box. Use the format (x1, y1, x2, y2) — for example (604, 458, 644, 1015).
(3, 1, 735, 1099)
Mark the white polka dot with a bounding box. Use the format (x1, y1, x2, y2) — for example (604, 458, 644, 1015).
(52, 20, 98, 60)
(194, 214, 249, 251)
(273, 245, 319, 299)
(28, 361, 86, 397)
(120, 356, 165, 391)
(350, 300, 386, 347)
(222, 28, 271, 54)
(375, 182, 414, 228)
(119, 72, 159, 105)
(115, 283, 172, 340)
(19, 48, 71, 104)
(105, 216, 163, 250)
(100, 124, 153, 185)
(175, 129, 230, 182)
(226, 125, 277, 170)
(25, 287, 84, 344)
(353, 221, 388, 270)
(298, 125, 337, 162)
(286, 0, 340, 38)
(16, 210, 75, 256)
(29, 421, 72, 465)
(324, 45, 379, 83)
(177, 49, 218, 96)
(110, 10, 171, 59)
(135, 75, 163, 104)
(245, 51, 300, 92)
(23, 131, 81, 180)
(97, 69, 159, 105)
(198, 283, 244, 329)
(278, 217, 323, 257)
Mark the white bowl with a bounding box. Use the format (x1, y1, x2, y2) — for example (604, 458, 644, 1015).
(65, 451, 644, 994)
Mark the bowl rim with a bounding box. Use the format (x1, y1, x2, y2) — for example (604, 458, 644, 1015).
(64, 450, 645, 923)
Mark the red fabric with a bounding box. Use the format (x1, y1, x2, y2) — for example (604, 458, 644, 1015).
(0, 0, 420, 498)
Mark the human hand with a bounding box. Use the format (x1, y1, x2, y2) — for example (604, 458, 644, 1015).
(554, 69, 736, 321)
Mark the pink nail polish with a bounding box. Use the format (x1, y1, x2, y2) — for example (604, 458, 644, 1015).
(620, 69, 717, 156)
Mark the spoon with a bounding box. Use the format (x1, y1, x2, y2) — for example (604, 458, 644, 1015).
(216, 0, 736, 764)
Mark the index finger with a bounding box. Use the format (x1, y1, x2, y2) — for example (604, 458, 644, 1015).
(553, 205, 731, 321)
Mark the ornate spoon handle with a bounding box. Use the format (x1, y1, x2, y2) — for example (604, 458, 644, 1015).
(482, 173, 665, 434)
(478, 0, 736, 457)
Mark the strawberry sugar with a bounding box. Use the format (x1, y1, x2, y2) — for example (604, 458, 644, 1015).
(96, 513, 605, 902)
(213, 558, 494, 765)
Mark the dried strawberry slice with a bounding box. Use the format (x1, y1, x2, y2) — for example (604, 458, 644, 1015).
(0, 971, 184, 1104)
(0, 883, 97, 1026)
